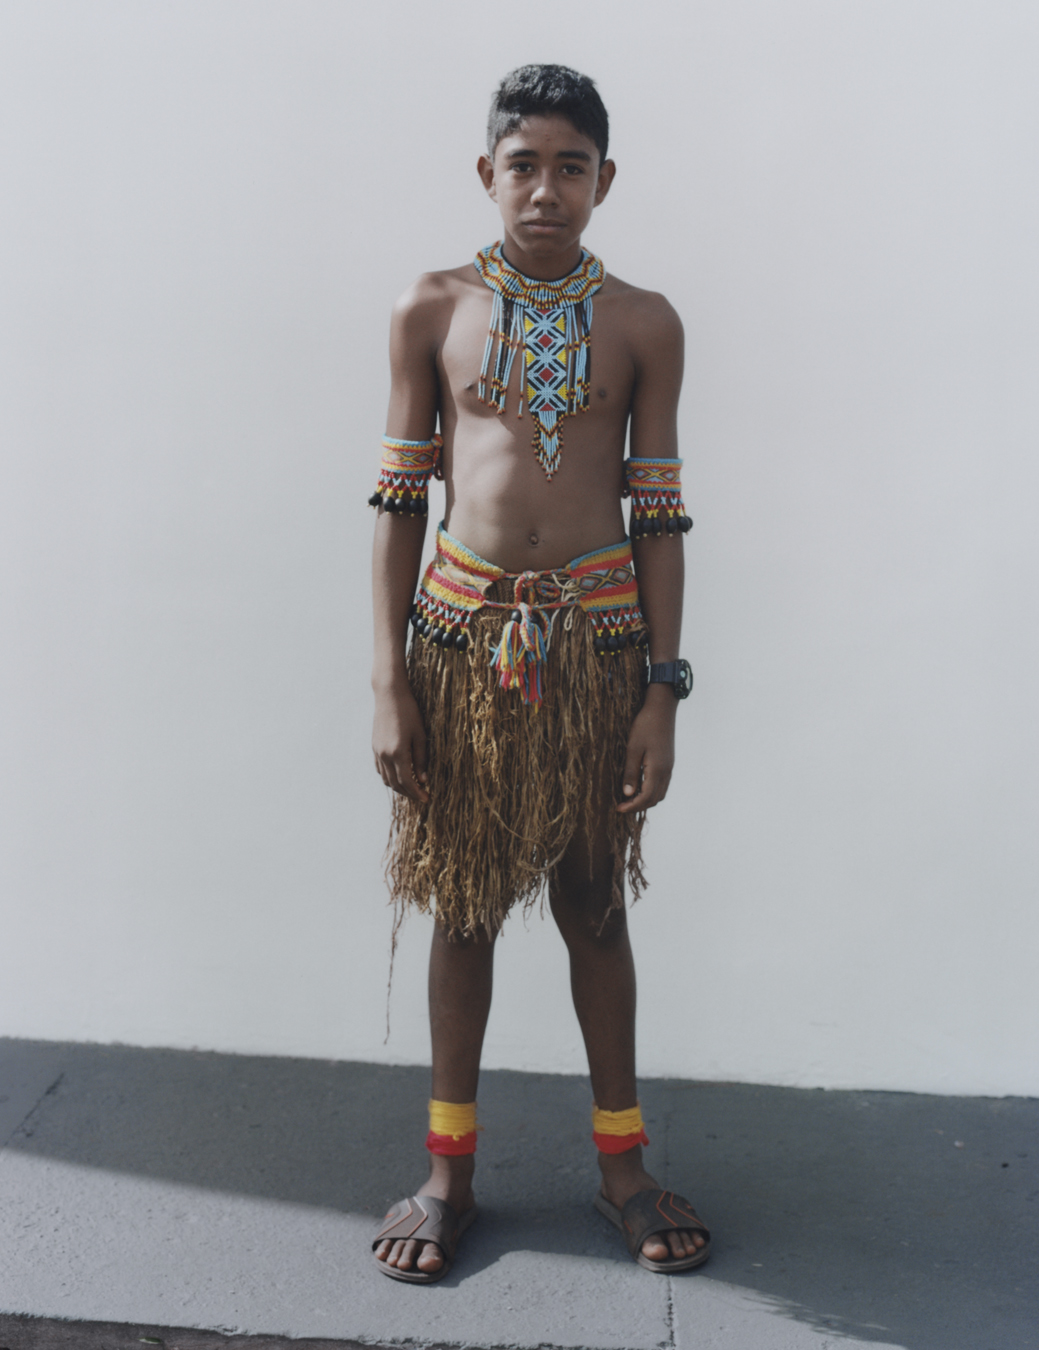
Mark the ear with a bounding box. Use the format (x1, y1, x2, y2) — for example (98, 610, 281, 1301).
(477, 153, 497, 201)
(594, 158, 617, 207)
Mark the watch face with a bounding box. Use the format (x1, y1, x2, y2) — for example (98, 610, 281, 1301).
(675, 659, 693, 699)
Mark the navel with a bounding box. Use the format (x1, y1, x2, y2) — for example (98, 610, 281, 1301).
(528, 532, 540, 547)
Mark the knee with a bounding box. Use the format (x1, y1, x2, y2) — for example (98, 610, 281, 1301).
(431, 919, 499, 956)
(549, 862, 626, 948)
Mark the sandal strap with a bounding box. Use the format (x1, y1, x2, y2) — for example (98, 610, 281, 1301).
(620, 1189, 711, 1258)
(372, 1196, 459, 1255)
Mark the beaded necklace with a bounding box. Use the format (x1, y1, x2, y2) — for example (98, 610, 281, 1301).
(474, 241, 605, 478)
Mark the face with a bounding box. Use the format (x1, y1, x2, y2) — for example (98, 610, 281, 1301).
(477, 115, 615, 269)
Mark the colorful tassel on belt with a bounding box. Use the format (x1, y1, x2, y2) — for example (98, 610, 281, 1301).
(489, 598, 549, 706)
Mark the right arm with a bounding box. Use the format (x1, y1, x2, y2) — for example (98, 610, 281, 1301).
(371, 276, 445, 803)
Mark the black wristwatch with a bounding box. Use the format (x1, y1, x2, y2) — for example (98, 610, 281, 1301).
(648, 659, 693, 700)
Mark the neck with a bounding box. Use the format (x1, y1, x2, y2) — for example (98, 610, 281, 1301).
(499, 232, 584, 281)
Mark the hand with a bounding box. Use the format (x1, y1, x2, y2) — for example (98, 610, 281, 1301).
(617, 688, 676, 813)
(373, 681, 429, 804)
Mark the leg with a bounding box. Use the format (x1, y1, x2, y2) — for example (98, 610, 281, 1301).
(549, 827, 707, 1266)
(374, 919, 496, 1274)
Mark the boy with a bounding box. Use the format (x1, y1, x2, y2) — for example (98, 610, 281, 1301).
(369, 65, 708, 1282)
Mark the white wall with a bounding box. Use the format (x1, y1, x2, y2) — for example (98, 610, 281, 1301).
(1, 0, 1036, 1096)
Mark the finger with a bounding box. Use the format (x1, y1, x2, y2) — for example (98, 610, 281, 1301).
(412, 728, 429, 787)
(376, 749, 411, 798)
(375, 756, 400, 792)
(620, 745, 644, 804)
(375, 747, 417, 800)
(379, 757, 403, 795)
(641, 758, 672, 805)
(401, 748, 430, 803)
(618, 762, 670, 813)
(392, 754, 429, 803)
(617, 758, 649, 811)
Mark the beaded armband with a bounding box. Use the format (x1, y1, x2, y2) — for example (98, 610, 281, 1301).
(623, 457, 692, 538)
(368, 435, 442, 516)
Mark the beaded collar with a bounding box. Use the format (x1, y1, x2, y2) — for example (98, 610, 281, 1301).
(474, 241, 606, 478)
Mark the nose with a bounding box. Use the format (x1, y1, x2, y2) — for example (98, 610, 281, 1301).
(530, 171, 560, 206)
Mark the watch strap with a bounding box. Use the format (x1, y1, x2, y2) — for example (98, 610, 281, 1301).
(648, 658, 693, 699)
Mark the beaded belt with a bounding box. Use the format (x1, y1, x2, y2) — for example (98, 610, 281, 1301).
(410, 525, 647, 705)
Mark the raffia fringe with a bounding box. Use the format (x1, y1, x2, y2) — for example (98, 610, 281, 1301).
(387, 607, 648, 939)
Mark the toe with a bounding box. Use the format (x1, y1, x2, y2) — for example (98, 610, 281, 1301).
(387, 1238, 412, 1269)
(641, 1233, 670, 1262)
(642, 1227, 707, 1264)
(374, 1239, 391, 1263)
(416, 1241, 444, 1274)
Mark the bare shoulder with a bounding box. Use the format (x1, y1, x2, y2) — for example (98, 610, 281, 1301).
(602, 273, 683, 341)
(390, 264, 482, 359)
(393, 264, 479, 320)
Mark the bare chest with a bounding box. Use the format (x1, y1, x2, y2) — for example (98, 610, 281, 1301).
(438, 286, 636, 437)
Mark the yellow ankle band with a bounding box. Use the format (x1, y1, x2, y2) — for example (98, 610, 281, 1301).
(592, 1103, 645, 1136)
(428, 1099, 477, 1139)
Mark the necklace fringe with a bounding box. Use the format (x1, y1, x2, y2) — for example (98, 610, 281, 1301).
(474, 242, 604, 479)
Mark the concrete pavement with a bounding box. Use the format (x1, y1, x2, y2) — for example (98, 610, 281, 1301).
(0, 1039, 1034, 1349)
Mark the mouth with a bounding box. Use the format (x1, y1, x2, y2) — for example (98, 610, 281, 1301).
(522, 218, 567, 232)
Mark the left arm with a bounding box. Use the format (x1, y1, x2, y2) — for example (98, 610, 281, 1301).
(618, 295, 685, 814)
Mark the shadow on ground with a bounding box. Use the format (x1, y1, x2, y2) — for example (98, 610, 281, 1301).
(1, 1039, 1035, 1350)
(0, 1314, 386, 1350)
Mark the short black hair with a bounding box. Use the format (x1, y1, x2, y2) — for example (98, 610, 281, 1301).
(487, 65, 609, 164)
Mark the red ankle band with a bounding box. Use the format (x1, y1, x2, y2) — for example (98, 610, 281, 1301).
(426, 1129, 478, 1156)
(592, 1128, 650, 1154)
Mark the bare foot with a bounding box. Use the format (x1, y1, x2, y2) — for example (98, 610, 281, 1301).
(599, 1145, 708, 1264)
(374, 1154, 476, 1275)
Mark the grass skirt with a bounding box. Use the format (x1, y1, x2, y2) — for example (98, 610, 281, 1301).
(388, 601, 648, 939)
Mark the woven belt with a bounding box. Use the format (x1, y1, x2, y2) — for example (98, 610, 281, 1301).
(410, 525, 648, 705)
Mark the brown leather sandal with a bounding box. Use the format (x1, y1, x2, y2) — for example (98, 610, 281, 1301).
(594, 1188, 711, 1272)
(372, 1195, 477, 1284)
